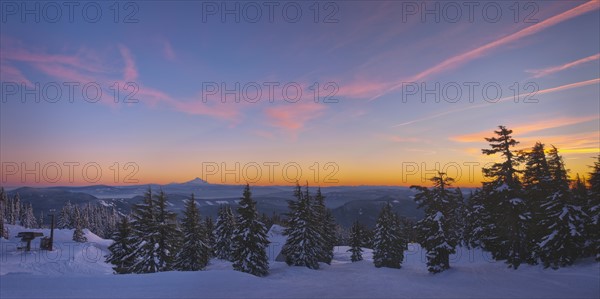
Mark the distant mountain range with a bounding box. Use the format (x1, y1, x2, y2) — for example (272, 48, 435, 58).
(2, 178, 456, 227)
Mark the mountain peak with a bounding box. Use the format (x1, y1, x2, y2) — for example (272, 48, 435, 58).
(183, 177, 209, 185)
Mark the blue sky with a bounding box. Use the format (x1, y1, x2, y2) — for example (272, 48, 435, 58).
(1, 1, 599, 186)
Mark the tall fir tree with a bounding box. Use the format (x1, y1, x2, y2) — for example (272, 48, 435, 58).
(12, 193, 20, 225)
(0, 188, 8, 239)
(129, 188, 160, 273)
(106, 217, 135, 274)
(72, 206, 87, 243)
(282, 183, 324, 269)
(205, 216, 215, 258)
(38, 211, 44, 229)
(21, 203, 37, 229)
(572, 174, 589, 208)
(480, 125, 529, 268)
(348, 220, 365, 262)
(372, 202, 405, 269)
(587, 156, 600, 261)
(231, 184, 270, 277)
(153, 189, 180, 271)
(214, 204, 236, 261)
(58, 201, 74, 229)
(464, 189, 491, 249)
(536, 146, 586, 268)
(174, 194, 210, 271)
(411, 172, 462, 273)
(522, 142, 553, 263)
(315, 187, 336, 264)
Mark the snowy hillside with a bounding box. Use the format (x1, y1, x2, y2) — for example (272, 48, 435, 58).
(1, 224, 598, 298)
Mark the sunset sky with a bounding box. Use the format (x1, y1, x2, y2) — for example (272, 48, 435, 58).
(1, 1, 599, 187)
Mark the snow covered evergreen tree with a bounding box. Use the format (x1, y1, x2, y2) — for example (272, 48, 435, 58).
(174, 194, 210, 271)
(72, 206, 87, 243)
(282, 183, 324, 269)
(231, 184, 270, 277)
(129, 188, 160, 273)
(12, 193, 20, 225)
(214, 204, 236, 261)
(585, 156, 600, 261)
(153, 189, 180, 271)
(21, 203, 37, 228)
(205, 217, 215, 258)
(372, 202, 405, 269)
(480, 125, 529, 268)
(58, 201, 74, 229)
(522, 142, 553, 263)
(536, 146, 586, 268)
(315, 187, 336, 264)
(0, 188, 8, 239)
(106, 217, 135, 274)
(348, 220, 365, 262)
(38, 211, 44, 229)
(464, 189, 491, 249)
(411, 172, 461, 273)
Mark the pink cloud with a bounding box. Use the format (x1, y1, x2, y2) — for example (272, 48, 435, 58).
(336, 80, 389, 99)
(0, 63, 32, 86)
(264, 102, 326, 132)
(173, 98, 241, 123)
(118, 45, 138, 82)
(526, 53, 600, 78)
(0, 37, 242, 122)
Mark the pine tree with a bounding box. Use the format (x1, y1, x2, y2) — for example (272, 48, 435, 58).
(12, 193, 20, 225)
(153, 189, 180, 271)
(0, 188, 8, 239)
(214, 205, 236, 261)
(38, 211, 44, 229)
(348, 220, 364, 262)
(411, 172, 461, 273)
(72, 206, 87, 243)
(481, 125, 529, 268)
(522, 142, 553, 263)
(21, 203, 37, 228)
(465, 189, 493, 249)
(282, 183, 323, 269)
(537, 146, 586, 268)
(130, 188, 160, 273)
(372, 202, 405, 269)
(0, 187, 8, 239)
(322, 210, 337, 263)
(58, 201, 74, 229)
(106, 217, 135, 274)
(205, 217, 215, 258)
(315, 187, 336, 264)
(587, 156, 600, 261)
(174, 194, 210, 271)
(231, 184, 270, 276)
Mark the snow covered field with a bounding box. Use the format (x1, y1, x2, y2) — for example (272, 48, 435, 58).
(1, 225, 598, 299)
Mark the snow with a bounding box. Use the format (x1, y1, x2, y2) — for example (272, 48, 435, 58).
(496, 183, 509, 192)
(266, 225, 286, 261)
(1, 224, 599, 298)
(509, 198, 524, 205)
(98, 200, 114, 207)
